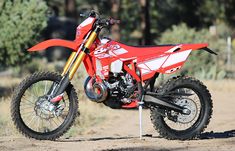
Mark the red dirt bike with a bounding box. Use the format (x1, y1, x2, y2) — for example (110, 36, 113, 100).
(11, 11, 216, 140)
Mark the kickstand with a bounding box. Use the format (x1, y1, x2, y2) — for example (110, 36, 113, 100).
(138, 101, 144, 140)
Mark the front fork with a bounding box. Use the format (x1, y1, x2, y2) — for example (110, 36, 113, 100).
(50, 28, 99, 102)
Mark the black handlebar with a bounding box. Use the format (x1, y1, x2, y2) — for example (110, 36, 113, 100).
(97, 18, 120, 27)
(80, 10, 120, 28)
(79, 10, 98, 18)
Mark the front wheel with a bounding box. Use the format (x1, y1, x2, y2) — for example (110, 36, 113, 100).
(150, 76, 213, 140)
(11, 72, 78, 140)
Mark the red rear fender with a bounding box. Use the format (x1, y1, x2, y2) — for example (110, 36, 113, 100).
(181, 43, 217, 55)
(181, 43, 208, 51)
(28, 39, 80, 52)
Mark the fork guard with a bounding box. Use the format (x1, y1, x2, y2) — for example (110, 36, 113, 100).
(28, 39, 80, 52)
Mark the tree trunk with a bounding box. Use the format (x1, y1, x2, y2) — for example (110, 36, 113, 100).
(110, 0, 120, 41)
(140, 0, 152, 45)
(65, 0, 77, 19)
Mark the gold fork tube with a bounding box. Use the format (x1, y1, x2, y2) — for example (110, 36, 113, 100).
(61, 52, 76, 76)
(68, 51, 86, 79)
(66, 31, 98, 80)
(85, 32, 97, 48)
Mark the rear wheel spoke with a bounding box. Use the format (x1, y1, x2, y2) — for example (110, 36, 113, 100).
(164, 88, 201, 131)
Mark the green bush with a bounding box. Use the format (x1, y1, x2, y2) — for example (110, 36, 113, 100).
(0, 0, 48, 67)
(12, 58, 57, 77)
(158, 23, 228, 79)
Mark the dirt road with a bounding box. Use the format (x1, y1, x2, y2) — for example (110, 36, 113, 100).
(0, 81, 235, 151)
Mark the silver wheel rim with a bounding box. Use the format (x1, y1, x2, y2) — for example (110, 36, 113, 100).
(19, 80, 70, 133)
(164, 88, 201, 131)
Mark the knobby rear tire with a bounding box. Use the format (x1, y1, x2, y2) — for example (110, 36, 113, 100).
(150, 76, 213, 140)
(11, 72, 78, 140)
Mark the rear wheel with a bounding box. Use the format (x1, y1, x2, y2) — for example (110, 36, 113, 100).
(150, 76, 212, 140)
(11, 72, 78, 140)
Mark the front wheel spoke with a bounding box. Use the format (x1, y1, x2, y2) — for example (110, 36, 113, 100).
(51, 118, 59, 128)
(27, 86, 37, 98)
(22, 96, 35, 105)
(46, 118, 52, 132)
(16, 76, 74, 136)
(56, 116, 63, 124)
(27, 113, 37, 127)
(21, 110, 35, 116)
(25, 90, 38, 100)
(20, 105, 34, 110)
(21, 111, 35, 118)
(22, 113, 35, 120)
(50, 118, 54, 129)
(41, 116, 46, 132)
(44, 81, 48, 94)
(20, 103, 34, 108)
(43, 119, 50, 132)
(31, 85, 40, 98)
(36, 116, 41, 132)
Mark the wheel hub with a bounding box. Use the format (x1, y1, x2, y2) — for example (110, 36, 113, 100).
(174, 98, 198, 124)
(35, 95, 56, 119)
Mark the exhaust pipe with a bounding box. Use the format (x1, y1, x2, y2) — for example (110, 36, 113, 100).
(144, 95, 190, 115)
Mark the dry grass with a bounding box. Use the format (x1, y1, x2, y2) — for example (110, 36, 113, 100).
(0, 77, 21, 136)
(64, 100, 116, 138)
(205, 80, 235, 92)
(0, 94, 114, 137)
(0, 73, 114, 137)
(0, 64, 109, 138)
(0, 97, 18, 136)
(1, 73, 235, 138)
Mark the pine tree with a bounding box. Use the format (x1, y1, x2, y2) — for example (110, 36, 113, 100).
(0, 0, 48, 67)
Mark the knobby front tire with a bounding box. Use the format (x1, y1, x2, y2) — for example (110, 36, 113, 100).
(11, 72, 78, 140)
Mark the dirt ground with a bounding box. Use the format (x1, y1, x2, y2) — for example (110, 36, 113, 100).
(0, 80, 235, 151)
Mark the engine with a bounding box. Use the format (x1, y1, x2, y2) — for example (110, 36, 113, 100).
(84, 73, 137, 108)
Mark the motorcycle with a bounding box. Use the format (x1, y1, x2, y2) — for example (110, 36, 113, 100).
(11, 11, 216, 140)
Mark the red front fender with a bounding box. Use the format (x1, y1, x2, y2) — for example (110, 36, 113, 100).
(28, 39, 80, 52)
